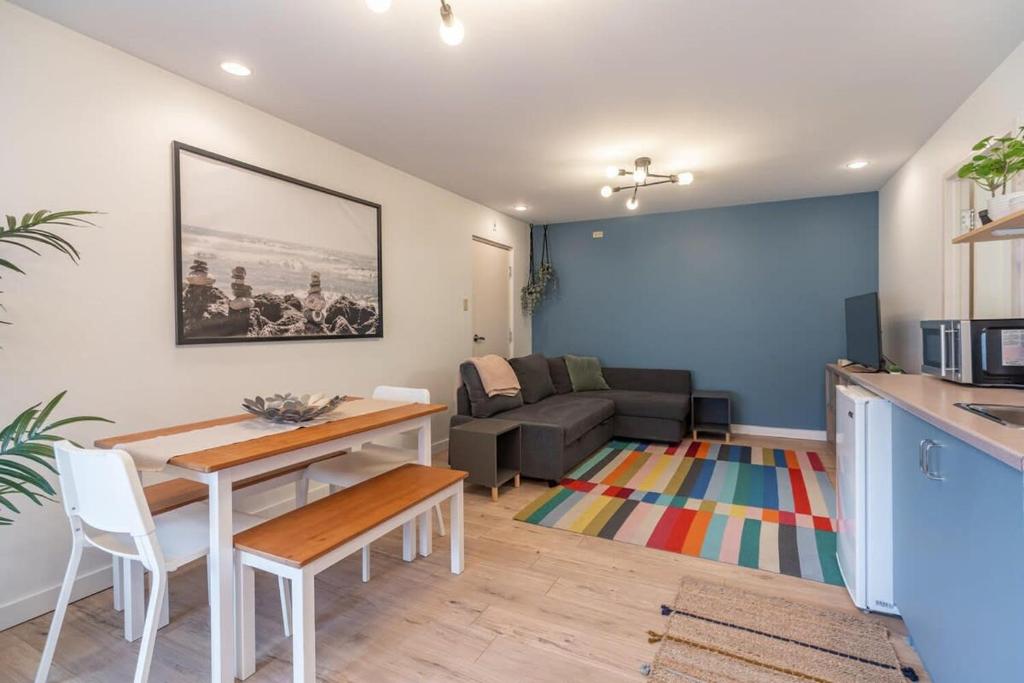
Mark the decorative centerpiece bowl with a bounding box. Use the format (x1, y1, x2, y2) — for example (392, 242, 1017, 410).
(242, 393, 344, 423)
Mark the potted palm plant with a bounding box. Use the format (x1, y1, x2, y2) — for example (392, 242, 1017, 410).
(0, 210, 110, 525)
(957, 126, 1024, 223)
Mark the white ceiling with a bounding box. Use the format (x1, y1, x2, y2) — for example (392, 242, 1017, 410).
(14, 0, 1024, 224)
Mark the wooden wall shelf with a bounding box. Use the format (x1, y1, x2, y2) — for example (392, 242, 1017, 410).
(952, 208, 1024, 244)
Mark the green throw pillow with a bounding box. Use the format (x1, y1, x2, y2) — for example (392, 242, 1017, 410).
(564, 355, 610, 391)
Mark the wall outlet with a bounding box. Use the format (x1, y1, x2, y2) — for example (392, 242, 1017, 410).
(592, 230, 604, 239)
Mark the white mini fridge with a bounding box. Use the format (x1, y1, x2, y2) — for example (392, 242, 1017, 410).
(835, 384, 898, 615)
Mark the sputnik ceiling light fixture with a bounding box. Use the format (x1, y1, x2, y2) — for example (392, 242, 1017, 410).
(601, 157, 694, 211)
(365, 0, 465, 46)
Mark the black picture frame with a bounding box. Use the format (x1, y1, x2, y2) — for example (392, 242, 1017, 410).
(172, 141, 383, 345)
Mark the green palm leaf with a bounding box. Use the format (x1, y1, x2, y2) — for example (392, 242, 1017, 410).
(0, 391, 112, 527)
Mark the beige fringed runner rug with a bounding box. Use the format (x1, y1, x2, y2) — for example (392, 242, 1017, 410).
(646, 579, 914, 683)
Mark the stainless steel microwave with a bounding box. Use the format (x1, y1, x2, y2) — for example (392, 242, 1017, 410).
(921, 319, 1024, 387)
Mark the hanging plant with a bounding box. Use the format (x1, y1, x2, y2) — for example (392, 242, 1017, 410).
(521, 225, 556, 314)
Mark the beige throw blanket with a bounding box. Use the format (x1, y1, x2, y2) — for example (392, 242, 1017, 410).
(470, 355, 520, 397)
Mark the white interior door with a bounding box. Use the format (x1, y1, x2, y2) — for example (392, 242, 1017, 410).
(471, 238, 512, 357)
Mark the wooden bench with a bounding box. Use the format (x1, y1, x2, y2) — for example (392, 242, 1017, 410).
(113, 454, 345, 640)
(232, 463, 467, 682)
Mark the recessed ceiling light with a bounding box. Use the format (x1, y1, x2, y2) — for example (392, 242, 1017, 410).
(513, 204, 529, 212)
(366, 0, 392, 12)
(220, 61, 252, 77)
(846, 160, 869, 170)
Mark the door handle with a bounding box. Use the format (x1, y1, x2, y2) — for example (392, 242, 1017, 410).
(921, 439, 945, 481)
(473, 335, 486, 342)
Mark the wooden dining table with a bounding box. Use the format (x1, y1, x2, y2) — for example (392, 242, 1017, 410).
(95, 400, 447, 683)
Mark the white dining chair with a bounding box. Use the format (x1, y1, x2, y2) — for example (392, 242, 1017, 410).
(36, 442, 274, 683)
(295, 385, 446, 582)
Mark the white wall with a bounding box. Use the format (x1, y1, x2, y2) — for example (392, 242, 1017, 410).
(879, 40, 1024, 370)
(0, 2, 530, 628)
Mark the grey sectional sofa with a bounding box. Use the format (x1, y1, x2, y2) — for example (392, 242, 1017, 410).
(453, 355, 691, 482)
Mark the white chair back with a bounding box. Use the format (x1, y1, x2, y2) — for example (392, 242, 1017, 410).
(372, 386, 430, 404)
(54, 441, 155, 539)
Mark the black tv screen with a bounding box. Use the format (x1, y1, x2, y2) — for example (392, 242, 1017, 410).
(845, 292, 882, 370)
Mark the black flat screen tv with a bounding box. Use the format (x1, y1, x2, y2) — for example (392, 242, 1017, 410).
(845, 292, 882, 370)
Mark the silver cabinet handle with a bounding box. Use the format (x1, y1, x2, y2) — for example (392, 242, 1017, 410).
(918, 439, 927, 473)
(922, 439, 945, 481)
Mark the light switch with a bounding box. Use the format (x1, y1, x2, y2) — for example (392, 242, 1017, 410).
(463, 298, 469, 311)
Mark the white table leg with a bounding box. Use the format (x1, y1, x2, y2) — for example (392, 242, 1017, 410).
(123, 559, 145, 642)
(417, 419, 433, 557)
(208, 475, 234, 683)
(235, 558, 255, 680)
(450, 487, 464, 575)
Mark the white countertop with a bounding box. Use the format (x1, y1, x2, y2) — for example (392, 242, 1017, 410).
(831, 365, 1024, 472)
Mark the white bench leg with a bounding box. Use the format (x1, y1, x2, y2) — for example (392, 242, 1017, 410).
(450, 487, 464, 575)
(295, 478, 310, 507)
(112, 557, 123, 612)
(123, 560, 145, 642)
(235, 558, 256, 680)
(292, 573, 315, 683)
(361, 546, 371, 582)
(434, 504, 447, 537)
(402, 519, 416, 562)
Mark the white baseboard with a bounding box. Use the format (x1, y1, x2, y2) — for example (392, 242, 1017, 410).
(0, 440, 450, 631)
(732, 424, 827, 442)
(0, 563, 114, 632)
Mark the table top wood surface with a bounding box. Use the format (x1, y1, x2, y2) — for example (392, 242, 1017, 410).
(94, 402, 447, 473)
(234, 463, 467, 568)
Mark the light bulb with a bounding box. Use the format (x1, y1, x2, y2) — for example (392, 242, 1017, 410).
(366, 0, 391, 12)
(439, 3, 464, 47)
(600, 185, 613, 198)
(626, 196, 639, 210)
(633, 167, 647, 184)
(846, 160, 869, 170)
(605, 166, 620, 179)
(675, 172, 694, 186)
(220, 61, 252, 77)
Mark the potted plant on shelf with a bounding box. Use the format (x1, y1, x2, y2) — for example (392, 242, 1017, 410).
(957, 126, 1024, 223)
(0, 210, 110, 526)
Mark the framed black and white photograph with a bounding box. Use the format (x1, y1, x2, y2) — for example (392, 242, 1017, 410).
(172, 141, 382, 345)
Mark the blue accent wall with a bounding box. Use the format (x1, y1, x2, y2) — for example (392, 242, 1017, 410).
(531, 192, 879, 431)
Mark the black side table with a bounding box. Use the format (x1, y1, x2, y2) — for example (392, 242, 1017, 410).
(448, 419, 522, 501)
(691, 391, 732, 442)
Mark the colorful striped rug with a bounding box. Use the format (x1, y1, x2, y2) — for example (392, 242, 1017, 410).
(514, 440, 842, 585)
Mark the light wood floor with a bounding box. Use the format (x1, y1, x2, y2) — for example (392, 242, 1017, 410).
(1, 435, 926, 682)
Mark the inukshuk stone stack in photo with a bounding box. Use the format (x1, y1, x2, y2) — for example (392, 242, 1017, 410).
(186, 259, 215, 286)
(229, 266, 253, 311)
(304, 271, 326, 324)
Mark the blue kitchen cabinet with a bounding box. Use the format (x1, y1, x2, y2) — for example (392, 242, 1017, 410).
(892, 407, 1024, 681)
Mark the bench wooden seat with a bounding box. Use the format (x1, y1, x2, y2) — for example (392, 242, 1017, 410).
(233, 463, 467, 682)
(143, 453, 345, 516)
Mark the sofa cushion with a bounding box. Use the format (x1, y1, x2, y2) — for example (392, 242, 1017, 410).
(564, 355, 610, 391)
(498, 395, 614, 444)
(459, 361, 523, 418)
(547, 356, 574, 394)
(579, 390, 690, 422)
(508, 353, 555, 404)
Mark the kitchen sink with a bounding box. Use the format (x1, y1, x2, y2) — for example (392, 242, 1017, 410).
(955, 403, 1024, 428)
